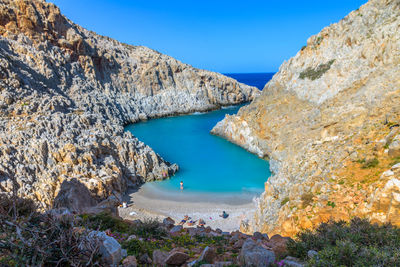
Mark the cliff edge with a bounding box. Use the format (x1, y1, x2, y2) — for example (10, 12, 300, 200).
(0, 0, 259, 208)
(212, 0, 400, 236)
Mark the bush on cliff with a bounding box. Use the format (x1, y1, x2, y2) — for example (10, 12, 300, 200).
(287, 217, 400, 266)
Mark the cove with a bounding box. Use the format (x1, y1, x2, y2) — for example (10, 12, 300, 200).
(125, 105, 271, 204)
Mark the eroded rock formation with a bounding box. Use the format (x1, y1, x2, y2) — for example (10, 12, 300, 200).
(212, 0, 400, 236)
(0, 0, 259, 207)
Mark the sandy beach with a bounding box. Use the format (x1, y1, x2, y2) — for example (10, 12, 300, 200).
(118, 186, 257, 232)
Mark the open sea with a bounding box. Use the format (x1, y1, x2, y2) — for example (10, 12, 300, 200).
(125, 73, 274, 203)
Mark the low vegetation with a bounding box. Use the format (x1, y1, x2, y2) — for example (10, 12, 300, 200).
(0, 194, 103, 266)
(356, 157, 380, 169)
(301, 192, 314, 208)
(299, 59, 335, 81)
(287, 218, 400, 266)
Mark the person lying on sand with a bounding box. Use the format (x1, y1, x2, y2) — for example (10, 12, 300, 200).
(187, 220, 197, 226)
(179, 215, 191, 225)
(219, 211, 229, 219)
(198, 218, 206, 227)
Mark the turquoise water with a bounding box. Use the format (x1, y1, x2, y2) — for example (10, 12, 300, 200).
(125, 105, 271, 203)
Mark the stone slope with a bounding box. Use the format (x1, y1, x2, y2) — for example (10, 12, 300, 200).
(0, 0, 259, 208)
(212, 0, 400, 236)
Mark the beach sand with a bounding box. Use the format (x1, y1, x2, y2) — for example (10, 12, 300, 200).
(118, 187, 256, 232)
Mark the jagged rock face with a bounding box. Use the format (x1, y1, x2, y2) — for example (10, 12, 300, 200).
(0, 0, 259, 207)
(212, 0, 400, 236)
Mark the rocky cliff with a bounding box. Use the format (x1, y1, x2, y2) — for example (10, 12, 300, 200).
(0, 0, 259, 208)
(212, 0, 400, 236)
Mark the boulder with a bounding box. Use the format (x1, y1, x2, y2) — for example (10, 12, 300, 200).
(214, 262, 234, 267)
(253, 231, 264, 240)
(233, 239, 244, 249)
(198, 246, 216, 264)
(239, 238, 275, 267)
(88, 231, 122, 265)
(169, 225, 183, 235)
(84, 196, 120, 216)
(165, 251, 190, 265)
(127, 234, 137, 241)
(282, 256, 305, 267)
(266, 234, 291, 257)
(307, 250, 318, 259)
(163, 217, 175, 228)
(153, 250, 169, 266)
(389, 134, 400, 157)
(122, 255, 137, 267)
(53, 178, 97, 212)
(138, 253, 152, 264)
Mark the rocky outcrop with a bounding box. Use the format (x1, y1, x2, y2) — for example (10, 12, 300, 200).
(212, 0, 400, 236)
(0, 0, 259, 207)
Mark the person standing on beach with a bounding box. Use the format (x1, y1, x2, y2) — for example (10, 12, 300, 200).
(180, 181, 184, 190)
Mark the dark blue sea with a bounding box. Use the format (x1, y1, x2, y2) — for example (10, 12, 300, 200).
(224, 72, 275, 90)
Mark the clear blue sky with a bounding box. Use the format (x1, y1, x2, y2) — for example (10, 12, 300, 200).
(49, 0, 367, 73)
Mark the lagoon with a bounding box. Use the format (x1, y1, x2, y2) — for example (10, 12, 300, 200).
(125, 73, 273, 204)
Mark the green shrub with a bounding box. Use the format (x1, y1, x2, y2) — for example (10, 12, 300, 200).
(287, 218, 400, 266)
(133, 218, 167, 238)
(122, 239, 144, 256)
(281, 197, 290, 206)
(299, 60, 335, 81)
(361, 158, 379, 169)
(314, 36, 324, 46)
(327, 201, 336, 208)
(391, 156, 400, 166)
(0, 206, 103, 266)
(301, 192, 314, 208)
(80, 212, 131, 233)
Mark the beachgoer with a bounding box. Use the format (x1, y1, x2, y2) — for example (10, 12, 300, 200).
(180, 181, 184, 190)
(219, 211, 229, 219)
(198, 218, 206, 227)
(187, 220, 197, 226)
(179, 215, 190, 225)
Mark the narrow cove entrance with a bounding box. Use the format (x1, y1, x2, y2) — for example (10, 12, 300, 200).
(125, 105, 271, 204)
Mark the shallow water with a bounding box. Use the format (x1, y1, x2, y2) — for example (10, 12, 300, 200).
(126, 105, 271, 204)
(126, 73, 274, 204)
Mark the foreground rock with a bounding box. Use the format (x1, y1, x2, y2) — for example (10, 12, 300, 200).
(88, 231, 122, 265)
(238, 238, 275, 267)
(0, 0, 259, 207)
(212, 0, 400, 236)
(165, 251, 190, 265)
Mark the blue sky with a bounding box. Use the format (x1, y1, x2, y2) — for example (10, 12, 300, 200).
(49, 0, 367, 73)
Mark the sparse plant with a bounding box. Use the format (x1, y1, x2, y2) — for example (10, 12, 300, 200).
(301, 192, 314, 208)
(0, 192, 103, 266)
(361, 158, 379, 169)
(281, 196, 290, 206)
(299, 59, 335, 81)
(327, 201, 336, 208)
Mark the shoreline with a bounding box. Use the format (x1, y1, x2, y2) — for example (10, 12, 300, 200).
(119, 186, 256, 232)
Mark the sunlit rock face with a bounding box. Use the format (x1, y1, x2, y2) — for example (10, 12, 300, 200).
(0, 0, 259, 207)
(212, 0, 400, 236)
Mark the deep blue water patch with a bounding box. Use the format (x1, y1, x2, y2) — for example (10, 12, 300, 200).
(224, 72, 275, 90)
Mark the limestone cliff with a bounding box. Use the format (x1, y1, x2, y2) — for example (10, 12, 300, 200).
(0, 0, 259, 208)
(212, 0, 400, 236)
